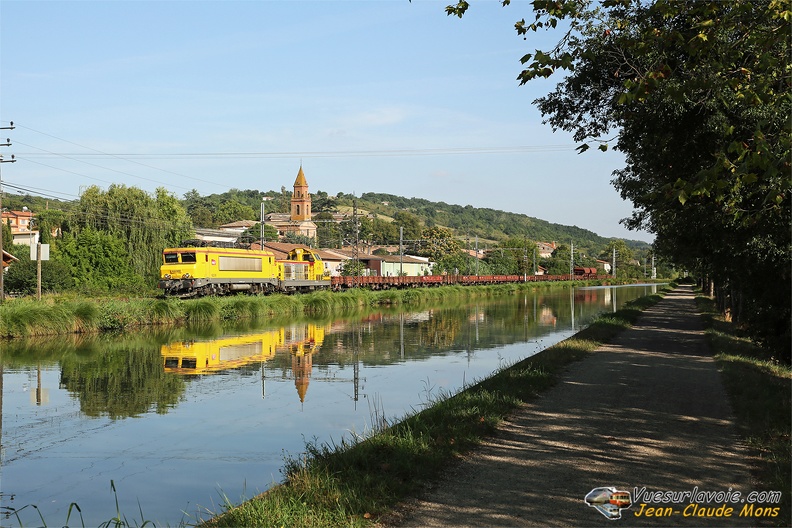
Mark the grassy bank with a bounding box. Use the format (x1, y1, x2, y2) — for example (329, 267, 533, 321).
(0, 281, 620, 338)
(201, 289, 671, 528)
(696, 295, 791, 526)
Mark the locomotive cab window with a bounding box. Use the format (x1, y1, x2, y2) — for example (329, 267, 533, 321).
(181, 253, 197, 263)
(164, 253, 179, 264)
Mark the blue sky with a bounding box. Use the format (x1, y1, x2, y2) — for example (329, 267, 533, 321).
(0, 0, 652, 242)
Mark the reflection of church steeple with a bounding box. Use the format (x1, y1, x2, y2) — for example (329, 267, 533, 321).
(292, 351, 313, 403)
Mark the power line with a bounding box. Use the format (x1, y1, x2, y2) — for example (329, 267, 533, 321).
(13, 140, 197, 192)
(14, 144, 577, 159)
(15, 124, 224, 189)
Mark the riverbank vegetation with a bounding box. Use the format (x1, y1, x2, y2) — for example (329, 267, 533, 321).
(697, 295, 791, 524)
(0, 280, 627, 338)
(201, 289, 670, 527)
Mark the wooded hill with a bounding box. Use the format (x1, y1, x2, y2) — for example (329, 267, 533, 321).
(179, 188, 650, 257)
(353, 192, 649, 253)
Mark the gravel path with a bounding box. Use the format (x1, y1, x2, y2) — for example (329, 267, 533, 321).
(383, 286, 770, 527)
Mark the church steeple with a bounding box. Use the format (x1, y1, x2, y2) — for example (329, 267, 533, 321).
(291, 165, 311, 221)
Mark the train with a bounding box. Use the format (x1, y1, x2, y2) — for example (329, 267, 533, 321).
(158, 245, 329, 297)
(158, 245, 604, 298)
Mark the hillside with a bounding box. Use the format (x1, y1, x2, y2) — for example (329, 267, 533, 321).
(349, 193, 650, 254)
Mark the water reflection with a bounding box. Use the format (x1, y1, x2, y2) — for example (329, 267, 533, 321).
(161, 324, 326, 403)
(1, 284, 661, 526)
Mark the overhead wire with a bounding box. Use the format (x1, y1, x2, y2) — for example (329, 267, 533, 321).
(2, 122, 580, 234)
(14, 124, 225, 189)
(15, 144, 577, 159)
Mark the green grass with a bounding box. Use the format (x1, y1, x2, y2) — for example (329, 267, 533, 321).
(696, 295, 791, 526)
(203, 289, 671, 527)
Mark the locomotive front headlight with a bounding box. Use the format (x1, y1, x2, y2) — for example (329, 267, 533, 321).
(164, 274, 171, 279)
(183, 273, 190, 279)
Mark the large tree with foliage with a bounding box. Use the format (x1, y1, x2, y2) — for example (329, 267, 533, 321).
(56, 227, 141, 292)
(68, 185, 193, 285)
(448, 0, 790, 359)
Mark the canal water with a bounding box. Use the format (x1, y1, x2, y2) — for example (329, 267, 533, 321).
(1, 284, 660, 526)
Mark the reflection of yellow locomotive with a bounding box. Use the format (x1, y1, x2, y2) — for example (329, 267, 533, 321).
(161, 324, 325, 375)
(158, 246, 330, 297)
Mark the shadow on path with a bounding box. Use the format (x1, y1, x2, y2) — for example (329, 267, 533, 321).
(389, 286, 769, 527)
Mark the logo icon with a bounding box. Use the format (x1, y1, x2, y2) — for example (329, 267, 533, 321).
(585, 487, 633, 520)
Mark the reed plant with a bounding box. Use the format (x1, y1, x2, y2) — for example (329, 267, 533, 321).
(0, 299, 77, 337)
(146, 298, 184, 324)
(300, 290, 336, 314)
(68, 300, 101, 332)
(220, 296, 268, 320)
(260, 294, 305, 318)
(183, 298, 221, 323)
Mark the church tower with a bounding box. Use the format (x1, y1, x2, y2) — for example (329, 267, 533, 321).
(291, 165, 311, 222)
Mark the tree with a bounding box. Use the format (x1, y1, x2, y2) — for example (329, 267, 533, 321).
(71, 185, 193, 285)
(447, 0, 791, 359)
(1, 218, 11, 249)
(315, 212, 341, 248)
(370, 217, 399, 245)
(600, 240, 634, 275)
(339, 258, 367, 277)
(4, 253, 74, 294)
(393, 211, 423, 243)
(283, 232, 315, 247)
(214, 201, 257, 226)
(312, 190, 333, 213)
(55, 227, 142, 292)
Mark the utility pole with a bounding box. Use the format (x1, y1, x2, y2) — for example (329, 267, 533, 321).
(612, 247, 617, 277)
(533, 246, 537, 275)
(0, 122, 16, 303)
(260, 200, 265, 248)
(570, 242, 574, 279)
(651, 253, 656, 279)
(475, 236, 479, 276)
(399, 226, 403, 277)
(353, 199, 360, 286)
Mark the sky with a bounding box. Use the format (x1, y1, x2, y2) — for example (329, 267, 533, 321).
(0, 0, 653, 243)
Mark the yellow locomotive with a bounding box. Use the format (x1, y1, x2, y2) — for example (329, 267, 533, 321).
(158, 245, 330, 297)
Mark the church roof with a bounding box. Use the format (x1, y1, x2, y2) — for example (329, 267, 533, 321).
(294, 165, 307, 187)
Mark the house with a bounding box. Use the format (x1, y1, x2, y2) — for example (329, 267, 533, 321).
(2, 249, 18, 270)
(313, 249, 347, 277)
(191, 228, 239, 247)
(218, 220, 257, 235)
(595, 259, 612, 274)
(1, 208, 39, 246)
(376, 254, 432, 277)
(536, 242, 557, 259)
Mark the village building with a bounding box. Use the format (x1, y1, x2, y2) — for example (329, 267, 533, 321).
(218, 219, 257, 235)
(1, 208, 39, 246)
(596, 259, 612, 274)
(262, 166, 317, 240)
(2, 249, 19, 270)
(536, 241, 557, 259)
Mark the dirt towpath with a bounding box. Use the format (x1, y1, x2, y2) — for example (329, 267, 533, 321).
(385, 285, 766, 527)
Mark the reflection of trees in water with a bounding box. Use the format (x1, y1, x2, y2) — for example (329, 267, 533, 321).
(59, 344, 185, 419)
